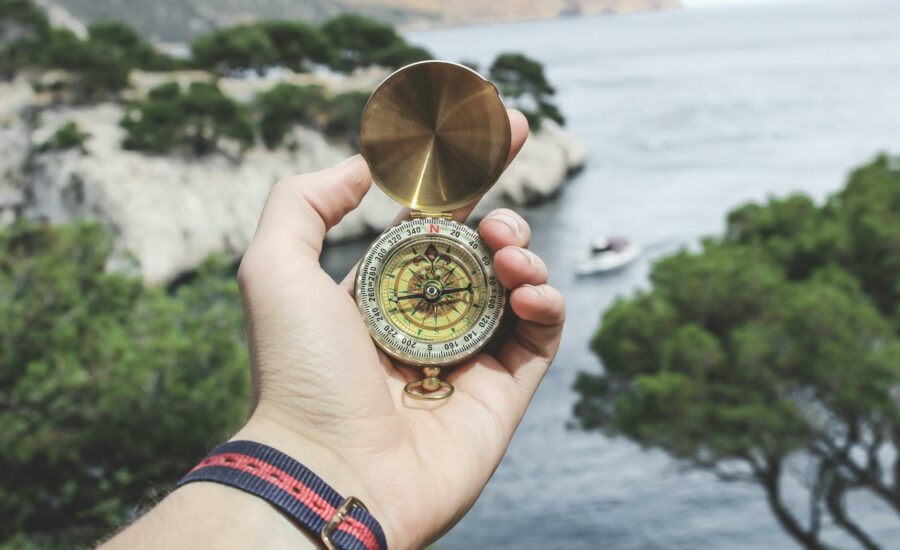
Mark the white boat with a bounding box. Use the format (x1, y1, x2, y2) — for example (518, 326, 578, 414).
(576, 236, 641, 275)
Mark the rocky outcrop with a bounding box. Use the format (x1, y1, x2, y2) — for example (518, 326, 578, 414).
(1, 77, 585, 283)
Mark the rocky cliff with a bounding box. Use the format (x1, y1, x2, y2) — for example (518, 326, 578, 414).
(0, 74, 585, 283)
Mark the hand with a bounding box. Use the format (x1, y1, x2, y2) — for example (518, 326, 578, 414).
(234, 110, 565, 549)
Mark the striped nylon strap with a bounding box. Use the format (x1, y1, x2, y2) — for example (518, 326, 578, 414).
(177, 440, 387, 550)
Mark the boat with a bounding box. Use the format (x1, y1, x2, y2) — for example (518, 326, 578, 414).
(576, 236, 641, 275)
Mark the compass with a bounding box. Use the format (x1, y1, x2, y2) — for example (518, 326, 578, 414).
(354, 61, 510, 400)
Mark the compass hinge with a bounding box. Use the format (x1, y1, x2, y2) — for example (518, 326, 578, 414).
(410, 211, 453, 220)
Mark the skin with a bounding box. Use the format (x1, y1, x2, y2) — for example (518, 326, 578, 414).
(103, 110, 565, 550)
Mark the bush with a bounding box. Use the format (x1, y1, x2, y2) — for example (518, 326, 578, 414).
(38, 121, 90, 153)
(0, 0, 51, 79)
(86, 21, 181, 71)
(370, 43, 432, 69)
(122, 81, 254, 156)
(489, 52, 564, 129)
(259, 21, 331, 71)
(322, 91, 369, 145)
(3, 2, 179, 96)
(0, 221, 249, 547)
(321, 14, 431, 73)
(190, 24, 278, 74)
(254, 83, 326, 149)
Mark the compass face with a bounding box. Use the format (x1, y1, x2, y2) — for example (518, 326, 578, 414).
(355, 217, 506, 366)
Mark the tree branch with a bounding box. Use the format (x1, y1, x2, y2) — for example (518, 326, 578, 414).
(759, 457, 827, 550)
(824, 474, 881, 550)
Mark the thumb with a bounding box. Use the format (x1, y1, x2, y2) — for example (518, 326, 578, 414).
(250, 155, 371, 261)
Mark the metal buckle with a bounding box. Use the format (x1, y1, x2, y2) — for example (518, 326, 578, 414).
(321, 496, 368, 550)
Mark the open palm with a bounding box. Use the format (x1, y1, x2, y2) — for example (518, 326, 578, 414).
(234, 111, 565, 549)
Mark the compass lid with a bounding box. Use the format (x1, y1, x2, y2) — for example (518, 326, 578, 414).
(359, 61, 511, 212)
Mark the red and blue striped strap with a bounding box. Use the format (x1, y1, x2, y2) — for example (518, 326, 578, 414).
(178, 440, 387, 550)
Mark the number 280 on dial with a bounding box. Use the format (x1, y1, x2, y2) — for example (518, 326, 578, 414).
(354, 217, 506, 366)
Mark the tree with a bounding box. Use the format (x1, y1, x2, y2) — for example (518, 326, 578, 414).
(259, 21, 330, 71)
(190, 24, 278, 74)
(254, 83, 326, 149)
(86, 21, 180, 71)
(322, 90, 369, 147)
(2, 2, 177, 96)
(0, 0, 51, 79)
(121, 81, 254, 156)
(0, 221, 249, 547)
(489, 52, 564, 129)
(191, 21, 336, 75)
(574, 155, 900, 549)
(320, 14, 431, 73)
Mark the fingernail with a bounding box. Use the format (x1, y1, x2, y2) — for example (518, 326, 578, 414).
(517, 247, 536, 265)
(489, 211, 520, 238)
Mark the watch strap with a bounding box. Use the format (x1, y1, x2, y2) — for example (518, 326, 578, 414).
(177, 440, 387, 550)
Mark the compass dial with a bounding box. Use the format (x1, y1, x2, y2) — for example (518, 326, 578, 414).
(355, 217, 505, 366)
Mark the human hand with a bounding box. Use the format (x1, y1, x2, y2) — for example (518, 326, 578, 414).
(235, 110, 565, 549)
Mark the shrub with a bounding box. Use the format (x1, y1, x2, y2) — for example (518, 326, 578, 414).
(258, 21, 331, 71)
(121, 81, 254, 156)
(190, 24, 278, 75)
(370, 43, 432, 69)
(322, 91, 369, 145)
(0, 0, 51, 79)
(38, 121, 90, 153)
(4, 4, 178, 97)
(254, 83, 326, 149)
(321, 14, 431, 73)
(0, 221, 250, 547)
(86, 21, 181, 71)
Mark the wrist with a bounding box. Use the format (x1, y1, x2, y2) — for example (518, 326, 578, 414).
(233, 411, 399, 549)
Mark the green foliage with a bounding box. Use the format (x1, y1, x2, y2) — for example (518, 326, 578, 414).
(86, 21, 181, 71)
(0, 0, 51, 79)
(489, 52, 564, 129)
(121, 81, 254, 156)
(259, 21, 331, 71)
(322, 91, 369, 145)
(369, 43, 432, 69)
(2, 1, 179, 96)
(252, 85, 368, 150)
(191, 15, 432, 75)
(574, 155, 900, 548)
(321, 14, 431, 73)
(0, 221, 249, 547)
(254, 83, 326, 149)
(190, 24, 278, 74)
(38, 121, 90, 153)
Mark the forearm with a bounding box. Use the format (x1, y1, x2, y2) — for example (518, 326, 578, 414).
(102, 414, 382, 550)
(102, 481, 318, 550)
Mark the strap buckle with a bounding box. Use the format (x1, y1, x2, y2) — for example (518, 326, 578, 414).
(321, 496, 368, 550)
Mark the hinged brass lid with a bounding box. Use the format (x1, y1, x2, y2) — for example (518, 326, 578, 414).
(359, 61, 511, 212)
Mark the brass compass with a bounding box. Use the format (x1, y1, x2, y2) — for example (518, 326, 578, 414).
(354, 61, 510, 400)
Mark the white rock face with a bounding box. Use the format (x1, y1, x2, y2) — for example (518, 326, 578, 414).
(0, 78, 36, 223)
(3, 81, 585, 283)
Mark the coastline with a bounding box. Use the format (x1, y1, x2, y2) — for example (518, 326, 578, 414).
(0, 73, 585, 283)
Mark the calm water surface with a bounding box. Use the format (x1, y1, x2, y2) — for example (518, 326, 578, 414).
(323, 1, 900, 547)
